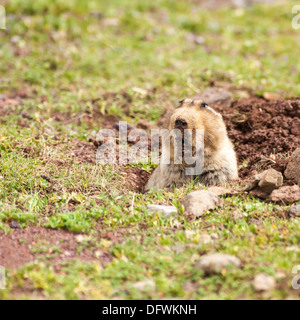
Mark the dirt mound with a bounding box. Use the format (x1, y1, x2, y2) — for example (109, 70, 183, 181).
(213, 98, 300, 178)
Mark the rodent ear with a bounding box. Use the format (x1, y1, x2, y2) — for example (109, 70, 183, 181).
(177, 99, 185, 108)
(200, 102, 208, 109)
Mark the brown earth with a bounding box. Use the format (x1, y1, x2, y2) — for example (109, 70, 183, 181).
(213, 97, 300, 179)
(0, 227, 114, 270)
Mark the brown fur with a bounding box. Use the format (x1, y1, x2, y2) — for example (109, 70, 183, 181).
(145, 98, 238, 191)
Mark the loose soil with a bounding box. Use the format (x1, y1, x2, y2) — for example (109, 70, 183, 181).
(214, 97, 300, 179)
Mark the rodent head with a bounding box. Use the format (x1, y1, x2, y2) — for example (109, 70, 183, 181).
(167, 98, 227, 157)
(169, 98, 223, 131)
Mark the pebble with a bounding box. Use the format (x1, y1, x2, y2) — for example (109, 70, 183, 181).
(195, 253, 241, 275)
(253, 273, 276, 292)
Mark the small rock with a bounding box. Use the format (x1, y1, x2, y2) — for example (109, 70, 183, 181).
(132, 87, 148, 96)
(211, 233, 219, 240)
(253, 273, 276, 292)
(232, 210, 244, 222)
(263, 92, 282, 101)
(284, 148, 300, 185)
(198, 234, 213, 245)
(269, 185, 300, 203)
(132, 280, 156, 291)
(64, 251, 73, 257)
(275, 272, 285, 279)
(195, 253, 240, 275)
(235, 90, 250, 99)
(192, 88, 233, 107)
(245, 169, 283, 194)
(75, 235, 89, 243)
(185, 230, 196, 239)
(289, 204, 300, 217)
(94, 250, 103, 258)
(258, 169, 283, 193)
(181, 190, 222, 217)
(9, 221, 20, 229)
(243, 171, 266, 191)
(147, 205, 177, 217)
(11, 35, 21, 44)
(102, 18, 119, 27)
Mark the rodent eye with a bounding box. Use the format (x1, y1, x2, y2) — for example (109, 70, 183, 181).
(200, 102, 208, 109)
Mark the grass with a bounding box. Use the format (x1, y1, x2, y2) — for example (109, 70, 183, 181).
(0, 0, 300, 300)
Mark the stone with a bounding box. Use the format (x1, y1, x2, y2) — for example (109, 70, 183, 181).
(232, 210, 244, 222)
(147, 205, 177, 217)
(258, 169, 283, 193)
(253, 274, 276, 292)
(285, 149, 300, 185)
(64, 251, 73, 257)
(9, 221, 20, 229)
(269, 185, 300, 203)
(195, 253, 240, 275)
(184, 230, 196, 239)
(243, 171, 266, 191)
(75, 235, 90, 243)
(132, 87, 148, 96)
(262, 92, 282, 101)
(193, 88, 233, 107)
(181, 190, 222, 217)
(289, 204, 300, 217)
(244, 169, 283, 194)
(198, 234, 213, 245)
(132, 280, 156, 291)
(102, 18, 119, 27)
(211, 233, 219, 240)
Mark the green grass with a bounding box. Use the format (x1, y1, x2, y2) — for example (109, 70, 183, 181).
(0, 0, 300, 300)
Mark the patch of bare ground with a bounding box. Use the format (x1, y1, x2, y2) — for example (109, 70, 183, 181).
(0, 227, 115, 270)
(213, 97, 300, 179)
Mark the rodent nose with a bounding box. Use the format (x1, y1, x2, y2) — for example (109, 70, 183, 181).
(175, 119, 187, 129)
